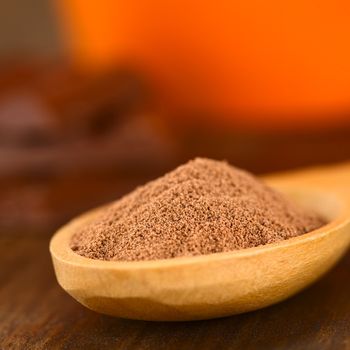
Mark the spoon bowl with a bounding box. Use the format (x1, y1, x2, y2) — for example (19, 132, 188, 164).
(50, 164, 350, 321)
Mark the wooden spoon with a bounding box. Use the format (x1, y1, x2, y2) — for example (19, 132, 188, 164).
(50, 163, 350, 321)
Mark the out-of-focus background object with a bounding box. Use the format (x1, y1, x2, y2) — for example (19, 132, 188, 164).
(58, 0, 350, 128)
(1, 2, 350, 347)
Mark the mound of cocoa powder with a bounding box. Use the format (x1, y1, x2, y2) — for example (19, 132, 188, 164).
(70, 158, 325, 261)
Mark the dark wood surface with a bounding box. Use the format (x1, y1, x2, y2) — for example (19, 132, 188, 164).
(1, 63, 350, 349)
(1, 230, 350, 349)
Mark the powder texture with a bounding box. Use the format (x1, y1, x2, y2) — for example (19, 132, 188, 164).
(71, 158, 325, 261)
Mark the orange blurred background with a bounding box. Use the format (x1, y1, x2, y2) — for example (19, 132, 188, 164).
(58, 0, 350, 128)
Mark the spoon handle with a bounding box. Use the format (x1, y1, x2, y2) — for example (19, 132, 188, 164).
(265, 162, 350, 193)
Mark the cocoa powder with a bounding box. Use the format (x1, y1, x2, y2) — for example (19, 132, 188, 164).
(71, 158, 325, 261)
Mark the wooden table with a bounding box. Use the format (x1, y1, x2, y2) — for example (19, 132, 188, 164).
(2, 61, 350, 349)
(1, 227, 350, 350)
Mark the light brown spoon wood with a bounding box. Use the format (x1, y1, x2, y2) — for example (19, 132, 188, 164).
(50, 163, 350, 321)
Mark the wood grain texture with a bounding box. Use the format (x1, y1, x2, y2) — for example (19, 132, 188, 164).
(2, 163, 350, 348)
(2, 61, 350, 348)
(1, 236, 350, 349)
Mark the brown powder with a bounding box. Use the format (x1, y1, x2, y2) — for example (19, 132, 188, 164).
(70, 158, 326, 261)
